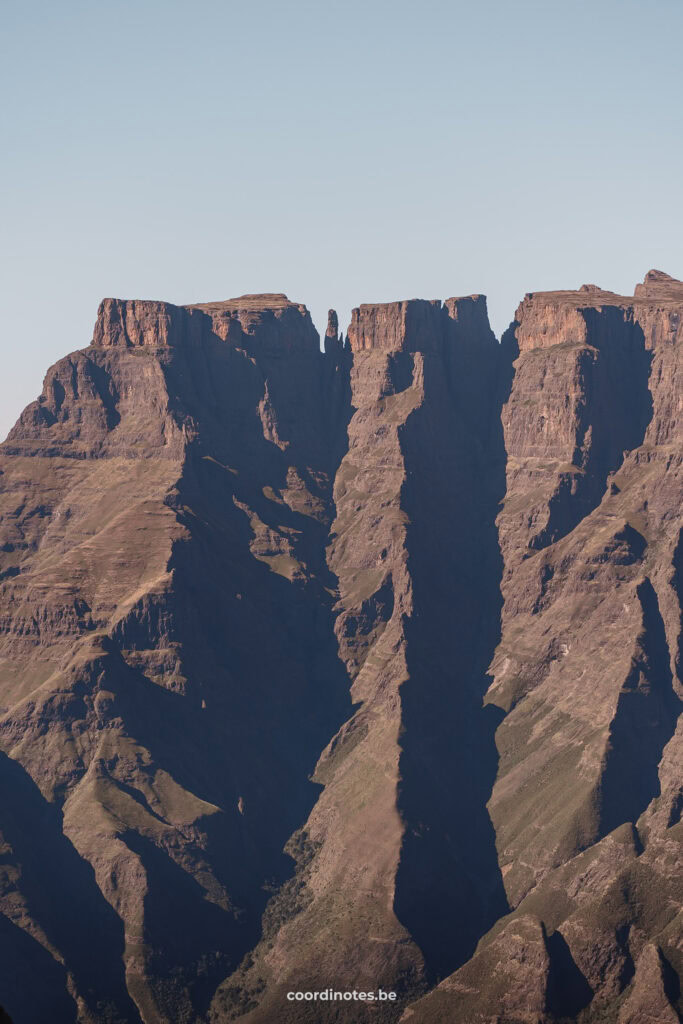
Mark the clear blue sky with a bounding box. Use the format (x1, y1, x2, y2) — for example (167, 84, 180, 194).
(2, 0, 682, 440)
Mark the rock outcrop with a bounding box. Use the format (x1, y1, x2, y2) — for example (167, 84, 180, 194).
(0, 274, 680, 1024)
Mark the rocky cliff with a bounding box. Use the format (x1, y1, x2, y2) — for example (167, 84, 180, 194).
(0, 273, 680, 1024)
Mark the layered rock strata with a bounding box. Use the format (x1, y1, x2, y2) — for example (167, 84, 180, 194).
(0, 273, 680, 1024)
(404, 270, 683, 1024)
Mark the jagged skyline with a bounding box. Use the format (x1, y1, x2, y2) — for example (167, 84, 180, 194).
(0, 272, 680, 1021)
(3, 0, 683, 440)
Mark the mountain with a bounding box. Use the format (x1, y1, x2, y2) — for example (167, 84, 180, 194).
(0, 273, 680, 1024)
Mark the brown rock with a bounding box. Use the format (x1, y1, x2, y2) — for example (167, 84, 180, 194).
(401, 915, 551, 1024)
(618, 944, 680, 1023)
(0, 276, 680, 1024)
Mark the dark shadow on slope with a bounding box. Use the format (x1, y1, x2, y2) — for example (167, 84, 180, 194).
(530, 310, 653, 552)
(671, 528, 683, 709)
(659, 947, 682, 1008)
(85, 357, 121, 431)
(393, 314, 516, 981)
(99, 329, 356, 1011)
(103, 534, 353, 1010)
(121, 828, 246, 1021)
(0, 752, 140, 1024)
(545, 929, 593, 1017)
(599, 578, 683, 836)
(0, 914, 75, 1024)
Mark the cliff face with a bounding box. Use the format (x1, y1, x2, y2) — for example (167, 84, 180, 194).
(0, 274, 680, 1024)
(404, 272, 683, 1024)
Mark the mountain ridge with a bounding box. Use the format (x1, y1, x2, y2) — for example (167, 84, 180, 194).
(0, 271, 680, 1024)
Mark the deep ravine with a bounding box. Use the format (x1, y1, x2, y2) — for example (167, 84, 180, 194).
(0, 273, 681, 1024)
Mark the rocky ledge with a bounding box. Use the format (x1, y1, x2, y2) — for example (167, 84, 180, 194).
(0, 272, 680, 1024)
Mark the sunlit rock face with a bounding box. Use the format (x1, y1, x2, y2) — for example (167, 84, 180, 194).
(0, 274, 681, 1024)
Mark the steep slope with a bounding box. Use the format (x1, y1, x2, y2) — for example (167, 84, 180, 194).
(210, 295, 509, 1023)
(0, 274, 680, 1024)
(0, 295, 351, 1023)
(403, 271, 683, 1024)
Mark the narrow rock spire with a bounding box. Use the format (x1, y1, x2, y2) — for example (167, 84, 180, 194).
(324, 309, 341, 355)
(326, 309, 339, 342)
